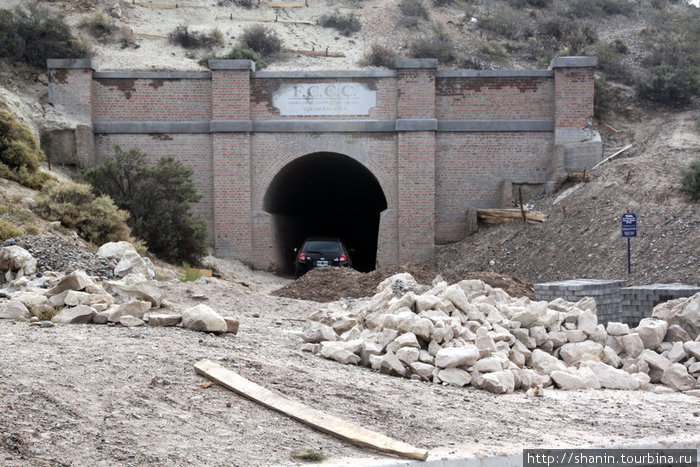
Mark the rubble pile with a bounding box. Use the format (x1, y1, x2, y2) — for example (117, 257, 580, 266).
(0, 240, 238, 335)
(301, 273, 700, 394)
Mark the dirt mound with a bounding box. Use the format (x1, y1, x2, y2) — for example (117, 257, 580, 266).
(272, 265, 533, 302)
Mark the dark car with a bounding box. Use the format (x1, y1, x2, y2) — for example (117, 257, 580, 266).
(294, 236, 352, 277)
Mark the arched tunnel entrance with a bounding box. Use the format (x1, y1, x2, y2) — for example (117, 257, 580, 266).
(263, 152, 387, 274)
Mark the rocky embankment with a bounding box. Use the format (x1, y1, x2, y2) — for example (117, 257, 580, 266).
(0, 239, 238, 335)
(301, 273, 700, 394)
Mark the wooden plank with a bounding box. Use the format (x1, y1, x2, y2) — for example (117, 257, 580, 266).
(591, 144, 633, 170)
(194, 360, 429, 461)
(216, 16, 317, 25)
(285, 48, 345, 57)
(135, 32, 168, 39)
(133, 1, 209, 8)
(477, 208, 547, 222)
(259, 1, 306, 6)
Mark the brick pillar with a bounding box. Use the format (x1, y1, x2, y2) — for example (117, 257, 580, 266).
(47, 59, 94, 125)
(209, 60, 255, 259)
(47, 59, 95, 164)
(395, 59, 437, 264)
(551, 56, 601, 173)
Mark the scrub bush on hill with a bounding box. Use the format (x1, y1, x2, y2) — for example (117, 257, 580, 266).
(0, 110, 54, 189)
(84, 146, 208, 264)
(34, 180, 132, 246)
(359, 43, 398, 69)
(168, 25, 224, 50)
(319, 11, 362, 37)
(240, 25, 283, 59)
(680, 158, 700, 201)
(0, 4, 89, 67)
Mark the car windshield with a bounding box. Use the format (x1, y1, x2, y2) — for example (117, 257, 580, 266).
(304, 241, 341, 255)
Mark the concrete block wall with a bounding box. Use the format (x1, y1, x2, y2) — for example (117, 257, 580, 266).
(535, 280, 700, 326)
(620, 284, 700, 325)
(534, 279, 628, 325)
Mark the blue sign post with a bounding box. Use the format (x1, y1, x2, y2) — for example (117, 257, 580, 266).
(621, 213, 637, 274)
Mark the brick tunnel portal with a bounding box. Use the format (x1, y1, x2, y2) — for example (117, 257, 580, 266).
(263, 152, 387, 274)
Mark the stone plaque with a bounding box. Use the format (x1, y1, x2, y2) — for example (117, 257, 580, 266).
(272, 82, 376, 116)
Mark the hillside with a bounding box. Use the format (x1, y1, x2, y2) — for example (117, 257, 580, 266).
(0, 0, 698, 287)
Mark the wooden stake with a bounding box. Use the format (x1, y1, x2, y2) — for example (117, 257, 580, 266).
(519, 187, 526, 223)
(194, 360, 429, 461)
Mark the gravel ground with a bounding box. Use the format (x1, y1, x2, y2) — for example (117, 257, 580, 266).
(2, 274, 699, 466)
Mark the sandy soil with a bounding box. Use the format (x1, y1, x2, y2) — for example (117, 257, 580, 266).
(2, 271, 700, 466)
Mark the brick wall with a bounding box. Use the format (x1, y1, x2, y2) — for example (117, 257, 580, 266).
(436, 132, 553, 243)
(436, 77, 553, 120)
(49, 58, 597, 271)
(94, 78, 211, 121)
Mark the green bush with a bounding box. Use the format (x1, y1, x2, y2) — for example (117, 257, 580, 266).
(680, 158, 700, 201)
(536, 16, 597, 55)
(359, 43, 397, 68)
(0, 5, 90, 68)
(169, 25, 224, 50)
(408, 26, 456, 64)
(217, 0, 254, 6)
(595, 39, 632, 83)
(593, 76, 616, 119)
(179, 262, 203, 282)
(211, 44, 268, 69)
(240, 25, 283, 58)
(0, 110, 54, 189)
(635, 10, 699, 106)
(319, 11, 362, 37)
(84, 146, 208, 264)
(34, 180, 132, 245)
(77, 12, 118, 43)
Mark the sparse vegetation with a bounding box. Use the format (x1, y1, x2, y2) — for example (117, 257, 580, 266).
(0, 219, 23, 242)
(319, 11, 362, 37)
(0, 4, 90, 68)
(593, 76, 616, 119)
(399, 0, 430, 26)
(77, 12, 118, 43)
(34, 180, 132, 246)
(407, 25, 456, 64)
(84, 146, 208, 264)
(595, 38, 632, 83)
(168, 25, 224, 50)
(0, 110, 54, 190)
(239, 25, 283, 59)
(359, 43, 397, 68)
(478, 6, 531, 40)
(217, 0, 254, 7)
(635, 10, 699, 106)
(535, 16, 597, 56)
(179, 262, 204, 282)
(566, 0, 633, 18)
(290, 448, 326, 462)
(680, 158, 700, 201)
(210, 44, 268, 69)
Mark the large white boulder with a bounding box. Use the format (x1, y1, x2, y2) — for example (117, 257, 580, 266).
(479, 370, 515, 394)
(606, 321, 630, 336)
(52, 305, 96, 324)
(0, 300, 30, 319)
(530, 349, 566, 376)
(435, 345, 479, 369)
(634, 318, 668, 350)
(580, 361, 640, 390)
(302, 322, 338, 343)
(621, 333, 645, 358)
(551, 367, 600, 390)
(684, 341, 700, 360)
(660, 363, 696, 391)
(114, 250, 155, 279)
(559, 341, 604, 366)
(0, 246, 37, 280)
(436, 368, 472, 386)
(181, 304, 227, 334)
(652, 293, 700, 340)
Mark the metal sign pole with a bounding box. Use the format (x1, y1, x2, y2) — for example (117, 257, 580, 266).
(621, 212, 637, 276)
(627, 237, 631, 274)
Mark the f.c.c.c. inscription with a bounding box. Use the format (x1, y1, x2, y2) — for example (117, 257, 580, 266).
(272, 82, 377, 116)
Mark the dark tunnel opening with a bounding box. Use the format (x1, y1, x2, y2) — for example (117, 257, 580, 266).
(263, 152, 387, 274)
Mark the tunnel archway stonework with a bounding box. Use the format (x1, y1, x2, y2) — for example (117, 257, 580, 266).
(47, 57, 601, 271)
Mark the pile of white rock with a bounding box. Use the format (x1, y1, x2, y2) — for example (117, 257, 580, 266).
(0, 242, 238, 335)
(301, 273, 700, 394)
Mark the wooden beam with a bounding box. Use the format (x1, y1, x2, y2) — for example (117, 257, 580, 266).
(259, 1, 306, 6)
(194, 360, 429, 461)
(133, 2, 208, 8)
(215, 16, 317, 25)
(285, 48, 345, 57)
(477, 208, 547, 222)
(591, 144, 633, 170)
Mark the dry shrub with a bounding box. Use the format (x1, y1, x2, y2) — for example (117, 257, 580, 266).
(478, 5, 532, 40)
(359, 43, 397, 68)
(0, 219, 23, 242)
(408, 26, 456, 64)
(398, 0, 430, 26)
(319, 11, 362, 36)
(168, 25, 224, 49)
(240, 24, 283, 58)
(0, 110, 55, 190)
(34, 180, 132, 246)
(77, 12, 118, 43)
